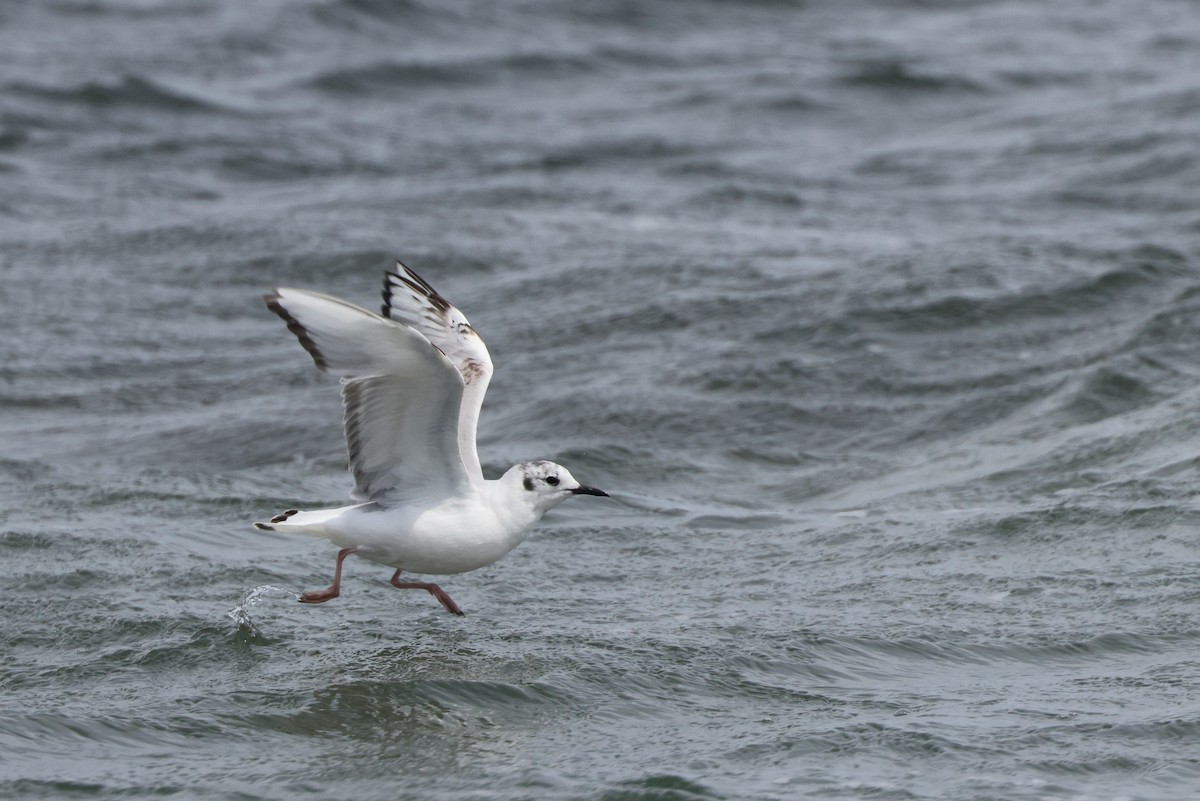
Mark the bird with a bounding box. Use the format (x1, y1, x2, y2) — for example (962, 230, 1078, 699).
(254, 262, 608, 615)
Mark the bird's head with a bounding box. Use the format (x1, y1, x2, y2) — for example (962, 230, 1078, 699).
(503, 460, 608, 511)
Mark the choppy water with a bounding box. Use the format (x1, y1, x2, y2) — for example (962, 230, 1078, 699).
(4, 1, 1200, 799)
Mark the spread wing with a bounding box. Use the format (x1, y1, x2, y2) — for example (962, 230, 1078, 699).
(381, 262, 493, 481)
(264, 287, 472, 504)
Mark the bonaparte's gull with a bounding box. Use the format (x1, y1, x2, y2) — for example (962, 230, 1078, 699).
(254, 262, 608, 615)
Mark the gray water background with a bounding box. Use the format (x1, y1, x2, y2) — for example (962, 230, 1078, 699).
(3, 1, 1200, 799)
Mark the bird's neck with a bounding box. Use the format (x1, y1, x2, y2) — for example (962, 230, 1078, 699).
(483, 478, 546, 540)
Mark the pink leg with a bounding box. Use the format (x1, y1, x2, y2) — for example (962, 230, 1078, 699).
(390, 570, 465, 616)
(299, 547, 358, 604)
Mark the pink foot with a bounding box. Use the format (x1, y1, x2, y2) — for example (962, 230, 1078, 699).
(299, 547, 358, 605)
(390, 570, 465, 616)
(299, 587, 339, 604)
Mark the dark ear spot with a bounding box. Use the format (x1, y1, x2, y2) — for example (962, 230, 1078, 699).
(523, 477, 533, 491)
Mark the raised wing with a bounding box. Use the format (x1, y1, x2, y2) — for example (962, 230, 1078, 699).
(264, 287, 471, 504)
(381, 262, 493, 481)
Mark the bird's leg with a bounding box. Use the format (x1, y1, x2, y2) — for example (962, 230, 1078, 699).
(389, 570, 465, 616)
(299, 547, 358, 604)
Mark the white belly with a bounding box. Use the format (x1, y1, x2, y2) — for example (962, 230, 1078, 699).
(323, 497, 532, 575)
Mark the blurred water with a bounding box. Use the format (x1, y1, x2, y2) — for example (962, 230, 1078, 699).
(3, 1, 1200, 799)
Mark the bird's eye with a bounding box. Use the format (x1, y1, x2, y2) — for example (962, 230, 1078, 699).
(545, 476, 560, 486)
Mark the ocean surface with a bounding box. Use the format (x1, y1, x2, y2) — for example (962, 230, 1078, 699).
(3, 1, 1200, 799)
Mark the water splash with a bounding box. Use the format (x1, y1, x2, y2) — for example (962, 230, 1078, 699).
(227, 584, 295, 639)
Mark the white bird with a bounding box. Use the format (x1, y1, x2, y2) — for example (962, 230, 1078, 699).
(254, 262, 608, 615)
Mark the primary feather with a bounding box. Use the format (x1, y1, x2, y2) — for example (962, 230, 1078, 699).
(381, 261, 494, 481)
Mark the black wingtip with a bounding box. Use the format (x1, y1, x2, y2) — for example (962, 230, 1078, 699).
(263, 291, 330, 371)
(383, 262, 452, 312)
(253, 522, 274, 531)
(394, 260, 436, 294)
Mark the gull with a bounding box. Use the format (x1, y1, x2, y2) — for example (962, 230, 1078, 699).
(254, 262, 608, 615)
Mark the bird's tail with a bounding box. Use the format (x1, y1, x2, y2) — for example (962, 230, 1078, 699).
(253, 507, 344, 536)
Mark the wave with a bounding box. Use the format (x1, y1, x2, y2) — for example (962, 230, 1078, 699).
(683, 183, 805, 212)
(309, 0, 433, 31)
(838, 57, 987, 94)
(304, 51, 598, 95)
(7, 75, 234, 114)
(851, 249, 1191, 336)
(303, 43, 680, 97)
(599, 775, 720, 801)
(305, 60, 484, 93)
(0, 710, 211, 754)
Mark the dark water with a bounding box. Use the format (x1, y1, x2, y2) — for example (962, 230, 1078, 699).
(4, 1, 1200, 798)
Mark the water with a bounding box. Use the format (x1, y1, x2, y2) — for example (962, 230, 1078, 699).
(3, 1, 1200, 798)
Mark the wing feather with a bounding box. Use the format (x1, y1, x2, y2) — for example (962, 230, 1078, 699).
(264, 287, 470, 503)
(381, 262, 493, 481)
